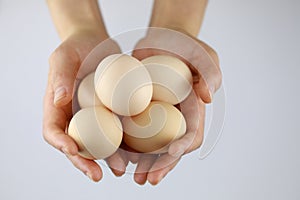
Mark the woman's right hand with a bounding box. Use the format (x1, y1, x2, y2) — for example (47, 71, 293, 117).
(43, 29, 122, 182)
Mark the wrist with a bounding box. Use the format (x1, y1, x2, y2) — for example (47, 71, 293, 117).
(55, 16, 109, 41)
(65, 25, 109, 41)
(151, 25, 195, 38)
(47, 0, 108, 40)
(150, 19, 201, 38)
(149, 0, 208, 37)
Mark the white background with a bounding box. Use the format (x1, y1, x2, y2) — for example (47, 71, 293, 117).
(0, 0, 299, 199)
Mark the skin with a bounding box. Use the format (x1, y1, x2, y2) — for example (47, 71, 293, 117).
(128, 29, 221, 185)
(43, 0, 222, 184)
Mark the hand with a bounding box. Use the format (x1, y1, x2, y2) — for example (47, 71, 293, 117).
(42, 29, 122, 181)
(129, 28, 222, 185)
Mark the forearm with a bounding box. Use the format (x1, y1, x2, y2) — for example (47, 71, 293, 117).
(47, 0, 108, 40)
(149, 0, 208, 37)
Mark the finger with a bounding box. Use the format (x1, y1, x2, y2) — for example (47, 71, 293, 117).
(105, 150, 128, 177)
(127, 152, 141, 164)
(43, 86, 78, 155)
(147, 154, 181, 185)
(133, 154, 157, 185)
(168, 132, 195, 157)
(119, 148, 130, 166)
(168, 88, 204, 157)
(49, 44, 81, 107)
(121, 143, 141, 164)
(168, 131, 203, 157)
(43, 125, 78, 156)
(66, 154, 103, 182)
(168, 90, 200, 157)
(189, 39, 222, 103)
(180, 88, 202, 133)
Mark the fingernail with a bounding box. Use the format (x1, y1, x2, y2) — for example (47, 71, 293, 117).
(86, 172, 94, 181)
(54, 87, 67, 104)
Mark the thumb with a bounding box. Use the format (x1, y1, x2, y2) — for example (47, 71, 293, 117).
(191, 41, 222, 103)
(49, 45, 81, 107)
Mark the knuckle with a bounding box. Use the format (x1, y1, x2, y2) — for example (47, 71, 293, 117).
(208, 48, 219, 64)
(48, 43, 72, 67)
(194, 135, 204, 150)
(203, 46, 222, 90)
(48, 44, 79, 84)
(42, 128, 51, 144)
(48, 47, 64, 82)
(197, 40, 220, 67)
(214, 66, 223, 90)
(49, 46, 63, 66)
(189, 133, 204, 151)
(202, 42, 219, 66)
(42, 126, 62, 151)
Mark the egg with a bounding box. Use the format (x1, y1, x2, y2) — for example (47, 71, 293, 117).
(94, 54, 153, 116)
(141, 55, 193, 105)
(77, 72, 103, 108)
(68, 106, 123, 160)
(122, 101, 186, 153)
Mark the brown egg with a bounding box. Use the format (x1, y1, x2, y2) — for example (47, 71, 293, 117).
(142, 55, 193, 105)
(77, 72, 103, 108)
(94, 54, 153, 116)
(68, 107, 123, 160)
(122, 101, 186, 154)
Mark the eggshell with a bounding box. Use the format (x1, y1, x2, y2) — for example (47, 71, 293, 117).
(94, 54, 153, 116)
(77, 72, 103, 108)
(122, 101, 186, 153)
(141, 55, 193, 105)
(68, 107, 123, 160)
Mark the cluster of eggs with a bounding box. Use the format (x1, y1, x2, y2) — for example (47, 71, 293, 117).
(68, 54, 193, 160)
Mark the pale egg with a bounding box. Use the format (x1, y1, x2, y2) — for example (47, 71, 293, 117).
(77, 72, 103, 108)
(141, 55, 193, 105)
(122, 101, 186, 153)
(94, 54, 153, 116)
(68, 106, 123, 160)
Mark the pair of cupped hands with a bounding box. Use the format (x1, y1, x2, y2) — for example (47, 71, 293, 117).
(43, 28, 222, 185)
